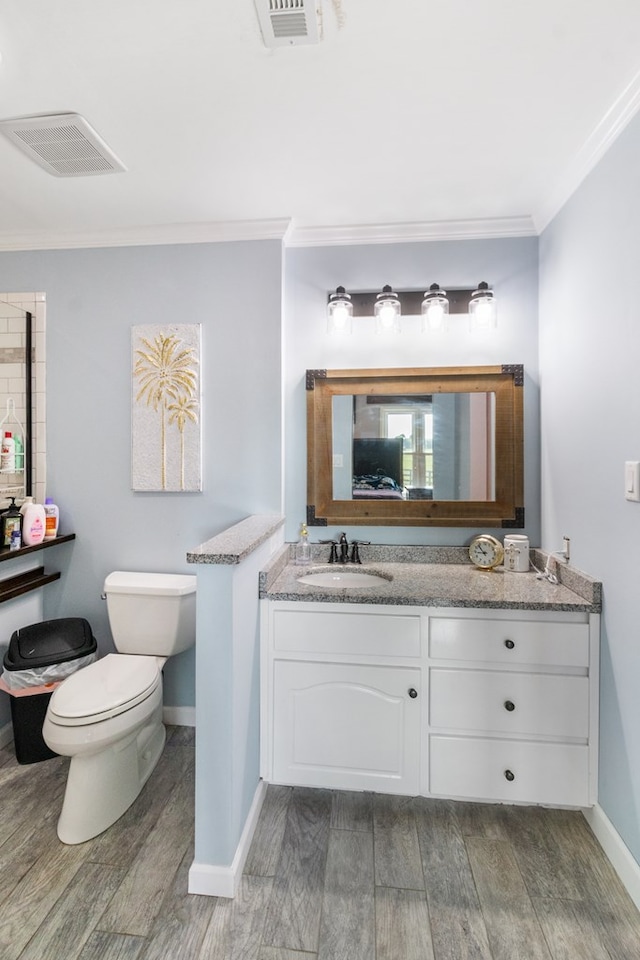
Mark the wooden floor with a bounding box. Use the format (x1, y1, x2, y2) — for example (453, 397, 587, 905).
(1, 727, 639, 960)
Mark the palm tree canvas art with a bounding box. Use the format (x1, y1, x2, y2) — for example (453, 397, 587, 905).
(132, 324, 201, 492)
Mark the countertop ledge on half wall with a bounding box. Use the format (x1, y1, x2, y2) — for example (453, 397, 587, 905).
(187, 515, 284, 565)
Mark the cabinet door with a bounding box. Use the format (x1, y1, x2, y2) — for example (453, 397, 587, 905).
(272, 661, 421, 794)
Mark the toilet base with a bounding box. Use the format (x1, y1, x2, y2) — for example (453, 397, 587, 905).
(56, 702, 166, 844)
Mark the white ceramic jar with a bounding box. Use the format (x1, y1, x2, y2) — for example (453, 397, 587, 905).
(504, 534, 530, 572)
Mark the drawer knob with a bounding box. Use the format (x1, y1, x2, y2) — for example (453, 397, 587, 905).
(504, 700, 516, 712)
(504, 769, 515, 782)
(504, 639, 515, 649)
(408, 688, 418, 699)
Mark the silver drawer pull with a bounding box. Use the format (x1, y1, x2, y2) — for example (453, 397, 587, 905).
(504, 769, 515, 782)
(408, 688, 418, 699)
(504, 700, 515, 712)
(504, 639, 515, 649)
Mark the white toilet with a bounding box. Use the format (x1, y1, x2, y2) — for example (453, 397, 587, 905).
(43, 570, 196, 844)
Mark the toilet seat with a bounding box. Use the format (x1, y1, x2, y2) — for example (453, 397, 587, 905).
(48, 654, 161, 726)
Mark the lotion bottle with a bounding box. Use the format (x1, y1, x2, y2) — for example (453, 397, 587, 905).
(43, 498, 59, 540)
(1, 432, 15, 471)
(21, 500, 46, 546)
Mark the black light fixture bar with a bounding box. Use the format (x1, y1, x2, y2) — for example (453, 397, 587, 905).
(331, 288, 476, 317)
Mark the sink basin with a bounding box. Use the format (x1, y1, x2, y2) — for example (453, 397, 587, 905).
(297, 570, 391, 588)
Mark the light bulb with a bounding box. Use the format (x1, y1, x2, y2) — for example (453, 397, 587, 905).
(469, 282, 497, 331)
(327, 286, 353, 334)
(374, 285, 401, 333)
(378, 303, 397, 327)
(421, 284, 449, 332)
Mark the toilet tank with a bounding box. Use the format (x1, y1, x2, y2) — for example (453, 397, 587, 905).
(104, 571, 197, 656)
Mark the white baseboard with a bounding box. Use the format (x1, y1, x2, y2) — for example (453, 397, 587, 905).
(163, 706, 195, 727)
(584, 803, 640, 911)
(188, 779, 267, 898)
(0, 721, 13, 749)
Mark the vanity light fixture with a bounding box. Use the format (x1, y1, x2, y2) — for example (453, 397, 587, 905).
(468, 281, 497, 330)
(327, 286, 353, 334)
(421, 283, 449, 332)
(326, 283, 496, 332)
(374, 285, 401, 334)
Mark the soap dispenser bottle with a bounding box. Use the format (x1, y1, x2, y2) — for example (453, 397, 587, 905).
(1, 497, 21, 547)
(295, 522, 312, 565)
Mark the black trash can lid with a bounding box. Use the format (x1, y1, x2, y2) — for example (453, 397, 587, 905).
(3, 618, 97, 670)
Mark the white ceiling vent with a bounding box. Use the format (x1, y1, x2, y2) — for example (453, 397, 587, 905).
(0, 113, 127, 177)
(254, 0, 319, 47)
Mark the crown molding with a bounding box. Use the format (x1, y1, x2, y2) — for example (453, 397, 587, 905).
(286, 216, 537, 247)
(534, 67, 640, 233)
(0, 218, 292, 252)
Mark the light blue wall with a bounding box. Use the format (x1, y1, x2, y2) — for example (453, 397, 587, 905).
(540, 111, 640, 864)
(0, 240, 283, 708)
(284, 238, 540, 545)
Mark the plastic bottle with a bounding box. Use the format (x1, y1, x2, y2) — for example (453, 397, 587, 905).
(43, 498, 59, 540)
(21, 500, 46, 546)
(1, 432, 15, 471)
(295, 522, 312, 565)
(14, 435, 23, 471)
(1, 497, 21, 547)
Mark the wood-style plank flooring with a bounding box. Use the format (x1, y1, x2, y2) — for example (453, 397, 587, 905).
(1, 726, 639, 959)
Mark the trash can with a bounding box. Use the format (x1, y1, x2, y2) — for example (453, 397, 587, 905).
(0, 618, 97, 763)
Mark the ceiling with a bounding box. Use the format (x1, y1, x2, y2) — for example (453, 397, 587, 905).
(1, 1, 640, 250)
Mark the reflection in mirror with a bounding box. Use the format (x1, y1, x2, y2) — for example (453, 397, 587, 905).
(332, 392, 496, 502)
(308, 366, 523, 528)
(0, 300, 32, 502)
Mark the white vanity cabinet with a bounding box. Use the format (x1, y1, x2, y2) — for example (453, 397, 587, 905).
(261, 603, 422, 795)
(261, 601, 599, 808)
(427, 610, 599, 807)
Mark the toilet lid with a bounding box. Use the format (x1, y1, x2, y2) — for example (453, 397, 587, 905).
(48, 654, 161, 726)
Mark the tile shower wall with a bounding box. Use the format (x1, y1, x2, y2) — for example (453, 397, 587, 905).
(0, 292, 46, 505)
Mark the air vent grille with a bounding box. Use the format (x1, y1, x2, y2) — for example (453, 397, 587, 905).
(254, 0, 319, 47)
(0, 113, 126, 177)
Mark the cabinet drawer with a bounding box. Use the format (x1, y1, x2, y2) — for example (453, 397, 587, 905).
(429, 617, 589, 667)
(272, 609, 421, 658)
(430, 669, 589, 739)
(430, 735, 590, 806)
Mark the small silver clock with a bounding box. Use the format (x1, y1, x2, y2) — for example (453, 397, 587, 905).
(469, 534, 504, 570)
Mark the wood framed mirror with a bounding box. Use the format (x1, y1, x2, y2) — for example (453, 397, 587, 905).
(306, 365, 524, 527)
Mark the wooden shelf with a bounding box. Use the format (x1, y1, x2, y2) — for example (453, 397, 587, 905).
(0, 533, 75, 564)
(0, 533, 75, 602)
(0, 566, 61, 604)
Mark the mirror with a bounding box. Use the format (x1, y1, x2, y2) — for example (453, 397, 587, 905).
(0, 300, 33, 503)
(307, 365, 524, 527)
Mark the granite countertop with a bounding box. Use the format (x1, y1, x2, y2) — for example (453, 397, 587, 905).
(260, 545, 601, 612)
